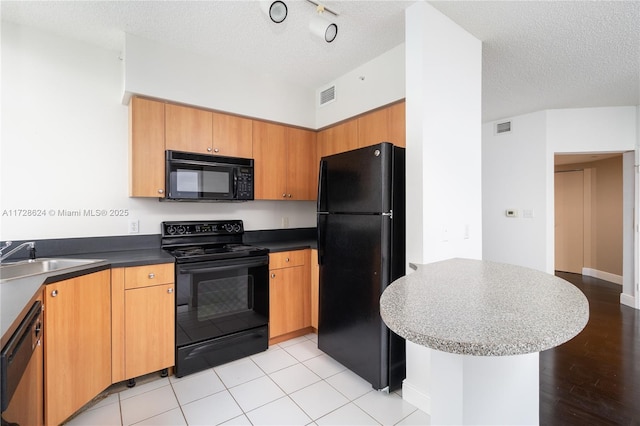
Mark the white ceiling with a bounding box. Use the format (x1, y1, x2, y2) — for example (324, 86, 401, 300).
(1, 0, 639, 123)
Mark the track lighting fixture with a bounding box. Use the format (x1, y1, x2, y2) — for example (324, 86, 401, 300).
(307, 0, 338, 43)
(261, 1, 288, 24)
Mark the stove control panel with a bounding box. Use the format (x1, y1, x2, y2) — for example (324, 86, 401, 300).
(162, 220, 244, 236)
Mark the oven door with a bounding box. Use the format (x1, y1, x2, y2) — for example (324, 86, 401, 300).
(174, 255, 269, 376)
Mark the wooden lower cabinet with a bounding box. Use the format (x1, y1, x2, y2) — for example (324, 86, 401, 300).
(310, 249, 319, 331)
(44, 270, 111, 426)
(112, 263, 175, 383)
(269, 250, 311, 343)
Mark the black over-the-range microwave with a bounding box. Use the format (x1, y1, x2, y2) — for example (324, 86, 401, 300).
(165, 150, 254, 201)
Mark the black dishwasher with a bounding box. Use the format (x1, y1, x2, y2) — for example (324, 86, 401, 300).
(1, 300, 43, 425)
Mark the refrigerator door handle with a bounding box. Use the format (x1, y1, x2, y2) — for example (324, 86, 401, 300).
(317, 159, 328, 212)
(317, 213, 327, 265)
(382, 210, 393, 219)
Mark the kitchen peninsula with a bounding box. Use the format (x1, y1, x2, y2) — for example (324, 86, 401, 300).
(380, 258, 589, 425)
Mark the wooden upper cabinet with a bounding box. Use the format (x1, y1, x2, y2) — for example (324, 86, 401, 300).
(253, 121, 287, 200)
(165, 103, 213, 154)
(357, 101, 406, 148)
(212, 112, 253, 158)
(129, 97, 166, 198)
(254, 121, 316, 201)
(316, 119, 358, 197)
(317, 119, 359, 160)
(286, 127, 316, 201)
(387, 102, 406, 147)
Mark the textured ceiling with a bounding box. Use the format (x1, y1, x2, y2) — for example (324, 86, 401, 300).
(1, 0, 639, 123)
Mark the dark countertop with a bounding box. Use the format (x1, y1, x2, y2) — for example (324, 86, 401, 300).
(64, 248, 175, 267)
(1, 228, 317, 342)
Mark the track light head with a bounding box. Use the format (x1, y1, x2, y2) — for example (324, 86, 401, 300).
(261, 1, 288, 24)
(310, 15, 338, 43)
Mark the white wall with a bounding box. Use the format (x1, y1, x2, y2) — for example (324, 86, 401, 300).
(123, 34, 316, 128)
(622, 151, 636, 307)
(482, 111, 549, 271)
(403, 2, 482, 414)
(405, 2, 482, 267)
(635, 106, 640, 308)
(0, 22, 316, 241)
(483, 106, 637, 276)
(314, 43, 405, 128)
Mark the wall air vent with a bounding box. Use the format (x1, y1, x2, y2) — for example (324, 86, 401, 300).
(318, 84, 336, 107)
(495, 121, 512, 134)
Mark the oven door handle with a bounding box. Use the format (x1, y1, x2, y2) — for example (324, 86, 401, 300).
(178, 258, 269, 274)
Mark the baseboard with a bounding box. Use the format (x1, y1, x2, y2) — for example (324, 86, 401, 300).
(402, 379, 431, 414)
(582, 268, 623, 285)
(620, 292, 638, 309)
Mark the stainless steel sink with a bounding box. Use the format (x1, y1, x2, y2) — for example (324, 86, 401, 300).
(0, 258, 106, 283)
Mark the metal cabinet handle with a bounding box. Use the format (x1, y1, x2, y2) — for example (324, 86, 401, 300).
(282, 193, 286, 198)
(168, 288, 173, 294)
(285, 257, 290, 262)
(207, 147, 212, 152)
(270, 273, 276, 279)
(214, 148, 220, 153)
(51, 290, 58, 297)
(158, 189, 164, 194)
(288, 194, 292, 198)
(148, 273, 155, 279)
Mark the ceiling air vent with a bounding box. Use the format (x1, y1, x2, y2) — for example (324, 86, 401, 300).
(318, 85, 336, 107)
(495, 121, 512, 134)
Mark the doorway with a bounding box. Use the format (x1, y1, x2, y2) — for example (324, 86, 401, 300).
(554, 153, 624, 281)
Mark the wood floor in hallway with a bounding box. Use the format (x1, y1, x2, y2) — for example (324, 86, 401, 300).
(540, 272, 640, 425)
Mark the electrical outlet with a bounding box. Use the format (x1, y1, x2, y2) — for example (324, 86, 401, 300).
(129, 219, 139, 234)
(281, 217, 289, 228)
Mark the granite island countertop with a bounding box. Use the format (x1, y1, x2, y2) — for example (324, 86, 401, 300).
(380, 258, 590, 356)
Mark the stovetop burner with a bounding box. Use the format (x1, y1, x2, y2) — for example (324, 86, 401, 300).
(161, 220, 269, 262)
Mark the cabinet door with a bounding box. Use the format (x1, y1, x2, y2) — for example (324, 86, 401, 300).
(357, 102, 406, 148)
(44, 270, 111, 426)
(129, 97, 166, 197)
(357, 108, 389, 148)
(165, 103, 213, 154)
(286, 127, 316, 200)
(310, 249, 319, 330)
(317, 119, 359, 159)
(212, 112, 253, 158)
(316, 120, 358, 197)
(125, 283, 175, 379)
(387, 101, 406, 148)
(253, 121, 287, 200)
(269, 265, 306, 338)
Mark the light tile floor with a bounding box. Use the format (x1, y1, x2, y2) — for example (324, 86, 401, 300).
(66, 334, 430, 426)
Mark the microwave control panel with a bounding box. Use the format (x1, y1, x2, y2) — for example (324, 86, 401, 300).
(236, 168, 253, 200)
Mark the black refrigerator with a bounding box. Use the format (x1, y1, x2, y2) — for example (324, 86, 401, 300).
(316, 142, 406, 391)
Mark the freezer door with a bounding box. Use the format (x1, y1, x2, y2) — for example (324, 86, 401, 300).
(318, 143, 393, 214)
(317, 213, 392, 390)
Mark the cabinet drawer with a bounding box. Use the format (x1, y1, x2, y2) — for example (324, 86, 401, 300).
(124, 263, 174, 289)
(269, 250, 306, 269)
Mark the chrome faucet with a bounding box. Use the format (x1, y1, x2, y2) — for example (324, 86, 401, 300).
(0, 241, 36, 263)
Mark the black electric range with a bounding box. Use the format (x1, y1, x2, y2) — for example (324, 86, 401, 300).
(161, 220, 270, 378)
